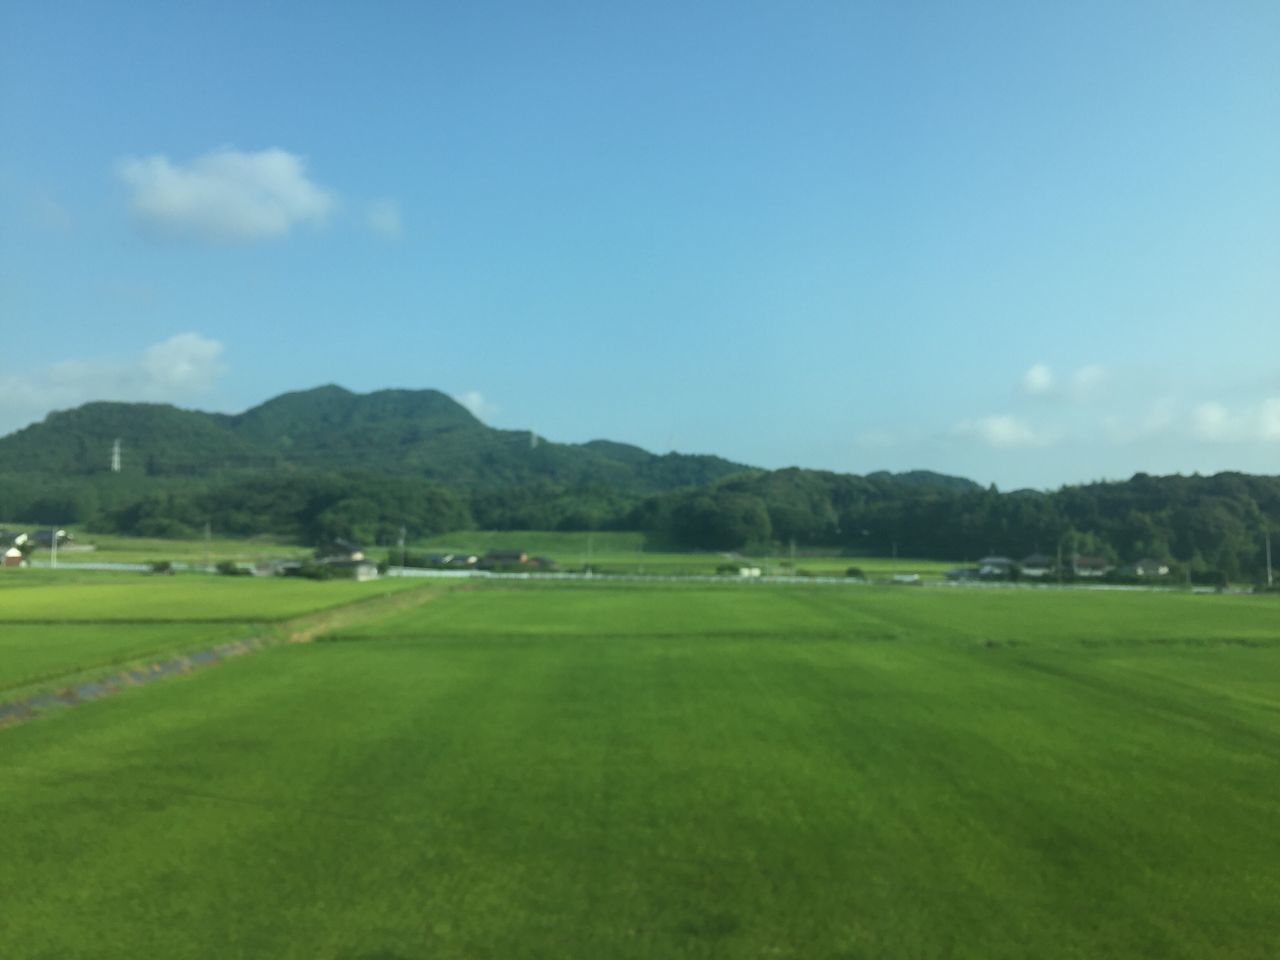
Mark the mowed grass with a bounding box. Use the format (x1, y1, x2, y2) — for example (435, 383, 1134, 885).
(1, 583, 1278, 958)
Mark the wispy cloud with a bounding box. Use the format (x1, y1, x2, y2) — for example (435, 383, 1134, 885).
(1019, 362, 1106, 401)
(953, 414, 1051, 448)
(456, 390, 499, 422)
(0, 333, 227, 432)
(366, 199, 403, 239)
(1069, 364, 1106, 399)
(116, 147, 335, 242)
(1021, 364, 1054, 396)
(1102, 396, 1176, 445)
(1190, 398, 1280, 444)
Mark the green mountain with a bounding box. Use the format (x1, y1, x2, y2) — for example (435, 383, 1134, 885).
(0, 385, 749, 492)
(0, 402, 279, 476)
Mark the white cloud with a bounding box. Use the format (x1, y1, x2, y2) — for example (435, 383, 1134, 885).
(1021, 364, 1054, 395)
(1190, 398, 1280, 444)
(954, 414, 1050, 448)
(141, 332, 226, 391)
(366, 200, 402, 239)
(1019, 362, 1107, 401)
(116, 147, 335, 242)
(0, 333, 227, 432)
(456, 390, 499, 421)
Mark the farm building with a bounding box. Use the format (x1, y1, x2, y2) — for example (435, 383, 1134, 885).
(325, 558, 380, 582)
(316, 539, 365, 562)
(1020, 554, 1054, 578)
(1073, 555, 1110, 578)
(1133, 558, 1171, 578)
(977, 556, 1015, 579)
(479, 550, 529, 570)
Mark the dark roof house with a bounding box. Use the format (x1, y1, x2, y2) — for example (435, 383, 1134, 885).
(1021, 553, 1054, 577)
(1073, 555, 1109, 577)
(316, 539, 365, 562)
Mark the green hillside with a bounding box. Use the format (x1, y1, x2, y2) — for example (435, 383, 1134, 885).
(0, 385, 748, 492)
(4, 388, 1276, 585)
(0, 402, 278, 475)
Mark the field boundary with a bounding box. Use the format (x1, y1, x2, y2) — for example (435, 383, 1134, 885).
(0, 584, 439, 731)
(384, 566, 1230, 593)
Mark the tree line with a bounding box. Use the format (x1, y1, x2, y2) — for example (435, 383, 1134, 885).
(3, 467, 1277, 583)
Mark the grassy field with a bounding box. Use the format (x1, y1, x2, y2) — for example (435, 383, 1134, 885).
(413, 529, 954, 577)
(28, 532, 312, 566)
(11, 526, 957, 577)
(2, 580, 1278, 958)
(0, 622, 261, 695)
(0, 571, 427, 699)
(0, 568, 423, 622)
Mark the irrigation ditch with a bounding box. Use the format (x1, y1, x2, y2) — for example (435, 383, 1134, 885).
(0, 585, 440, 730)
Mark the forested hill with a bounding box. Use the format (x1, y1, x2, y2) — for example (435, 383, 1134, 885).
(3, 387, 1276, 583)
(0, 385, 747, 490)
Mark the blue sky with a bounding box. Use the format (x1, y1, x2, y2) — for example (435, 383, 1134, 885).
(2, 0, 1277, 489)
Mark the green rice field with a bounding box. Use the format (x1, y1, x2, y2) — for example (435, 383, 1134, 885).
(27, 532, 311, 566)
(0, 568, 423, 622)
(26, 527, 951, 578)
(2, 579, 1278, 958)
(413, 529, 953, 577)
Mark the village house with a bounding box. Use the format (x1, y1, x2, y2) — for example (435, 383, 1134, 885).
(1073, 555, 1110, 578)
(1133, 558, 1171, 578)
(977, 556, 1015, 579)
(1020, 553, 1054, 578)
(479, 550, 529, 570)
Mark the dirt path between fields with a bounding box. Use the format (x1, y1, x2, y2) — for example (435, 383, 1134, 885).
(0, 584, 441, 731)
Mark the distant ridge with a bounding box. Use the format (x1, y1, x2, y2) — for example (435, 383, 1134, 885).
(0, 385, 751, 492)
(2, 387, 1275, 583)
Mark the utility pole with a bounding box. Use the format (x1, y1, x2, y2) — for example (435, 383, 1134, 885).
(51, 527, 58, 569)
(111, 438, 121, 473)
(1267, 523, 1274, 589)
